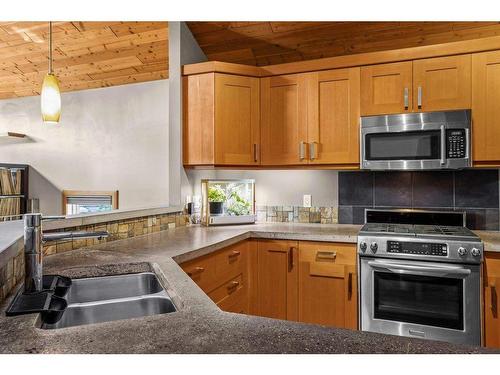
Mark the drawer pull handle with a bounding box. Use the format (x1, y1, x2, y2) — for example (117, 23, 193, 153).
(316, 251, 336, 260)
(348, 272, 353, 300)
(187, 266, 205, 277)
(228, 250, 241, 258)
(492, 285, 498, 317)
(227, 280, 240, 292)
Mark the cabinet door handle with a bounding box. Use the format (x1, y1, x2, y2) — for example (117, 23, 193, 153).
(253, 143, 258, 162)
(228, 250, 241, 258)
(227, 280, 240, 292)
(404, 87, 409, 109)
(492, 285, 498, 317)
(348, 272, 353, 300)
(309, 142, 317, 161)
(187, 266, 205, 277)
(288, 246, 296, 272)
(299, 141, 306, 161)
(316, 251, 336, 260)
(417, 86, 422, 108)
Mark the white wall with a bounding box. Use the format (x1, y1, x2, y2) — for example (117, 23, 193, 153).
(186, 169, 338, 207)
(0, 80, 169, 214)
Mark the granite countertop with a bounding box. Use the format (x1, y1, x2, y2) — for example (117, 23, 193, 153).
(0, 223, 497, 354)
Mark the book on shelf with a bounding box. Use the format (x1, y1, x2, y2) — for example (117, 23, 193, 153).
(0, 168, 22, 220)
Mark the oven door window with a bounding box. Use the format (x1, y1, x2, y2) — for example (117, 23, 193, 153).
(365, 130, 441, 160)
(373, 272, 464, 330)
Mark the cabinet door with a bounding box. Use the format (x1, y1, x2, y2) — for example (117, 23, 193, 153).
(484, 252, 500, 348)
(261, 74, 308, 165)
(214, 74, 260, 165)
(298, 241, 357, 329)
(183, 73, 215, 166)
(472, 51, 500, 166)
(360, 61, 412, 116)
(413, 54, 471, 112)
(257, 240, 298, 320)
(307, 68, 360, 166)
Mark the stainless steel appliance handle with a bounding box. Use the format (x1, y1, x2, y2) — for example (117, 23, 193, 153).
(309, 142, 317, 161)
(465, 128, 470, 160)
(367, 260, 471, 278)
(299, 141, 306, 161)
(417, 86, 422, 108)
(440, 125, 446, 165)
(404, 87, 409, 109)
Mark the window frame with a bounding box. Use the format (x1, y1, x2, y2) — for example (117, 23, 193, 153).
(62, 190, 119, 215)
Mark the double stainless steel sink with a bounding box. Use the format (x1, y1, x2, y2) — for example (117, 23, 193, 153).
(41, 272, 177, 329)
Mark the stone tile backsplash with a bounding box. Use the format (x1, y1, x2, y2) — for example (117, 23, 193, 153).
(338, 170, 500, 230)
(256, 206, 338, 224)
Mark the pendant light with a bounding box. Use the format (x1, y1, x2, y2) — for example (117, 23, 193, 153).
(41, 21, 61, 123)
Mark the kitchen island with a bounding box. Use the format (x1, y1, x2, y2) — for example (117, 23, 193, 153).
(0, 223, 497, 354)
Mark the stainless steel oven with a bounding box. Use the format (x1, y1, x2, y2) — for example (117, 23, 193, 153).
(360, 257, 481, 345)
(358, 209, 483, 346)
(360, 109, 471, 170)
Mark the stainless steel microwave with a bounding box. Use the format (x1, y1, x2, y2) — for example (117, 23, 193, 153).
(360, 110, 471, 170)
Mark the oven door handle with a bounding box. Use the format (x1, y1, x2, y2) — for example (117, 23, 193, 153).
(367, 261, 471, 278)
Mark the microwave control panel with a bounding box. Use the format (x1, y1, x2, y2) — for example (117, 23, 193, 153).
(446, 129, 466, 159)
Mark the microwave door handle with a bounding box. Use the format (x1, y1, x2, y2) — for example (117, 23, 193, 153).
(440, 125, 446, 166)
(465, 128, 470, 160)
(367, 261, 471, 278)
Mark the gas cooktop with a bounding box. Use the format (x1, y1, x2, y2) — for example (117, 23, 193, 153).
(357, 209, 483, 264)
(359, 222, 479, 242)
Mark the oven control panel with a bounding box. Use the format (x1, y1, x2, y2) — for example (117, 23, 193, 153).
(387, 241, 448, 256)
(446, 129, 466, 159)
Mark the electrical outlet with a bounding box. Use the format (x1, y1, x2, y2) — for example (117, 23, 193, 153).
(303, 194, 312, 208)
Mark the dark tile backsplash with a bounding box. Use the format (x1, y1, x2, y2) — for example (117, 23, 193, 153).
(338, 170, 500, 230)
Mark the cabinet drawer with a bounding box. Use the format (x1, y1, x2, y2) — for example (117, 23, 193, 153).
(208, 274, 246, 309)
(215, 241, 247, 280)
(298, 241, 356, 266)
(181, 255, 217, 292)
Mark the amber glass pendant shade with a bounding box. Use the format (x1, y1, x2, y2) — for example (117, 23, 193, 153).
(41, 73, 61, 123)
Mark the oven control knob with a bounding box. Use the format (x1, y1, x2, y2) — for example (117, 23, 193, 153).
(457, 247, 467, 256)
(471, 248, 481, 257)
(370, 242, 378, 253)
(359, 242, 367, 253)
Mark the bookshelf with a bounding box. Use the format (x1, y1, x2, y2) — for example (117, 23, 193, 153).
(0, 163, 28, 221)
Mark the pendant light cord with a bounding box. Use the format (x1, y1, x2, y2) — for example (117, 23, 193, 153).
(48, 21, 53, 74)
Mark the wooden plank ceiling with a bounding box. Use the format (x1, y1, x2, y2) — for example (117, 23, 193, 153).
(0, 21, 168, 99)
(187, 22, 500, 66)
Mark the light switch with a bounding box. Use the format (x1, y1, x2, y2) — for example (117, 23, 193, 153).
(303, 194, 312, 208)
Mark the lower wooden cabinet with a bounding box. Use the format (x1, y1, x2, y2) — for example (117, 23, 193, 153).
(181, 238, 358, 330)
(256, 240, 298, 320)
(484, 252, 500, 348)
(180, 240, 250, 313)
(298, 241, 357, 329)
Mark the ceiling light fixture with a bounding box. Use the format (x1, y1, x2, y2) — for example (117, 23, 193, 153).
(41, 21, 61, 123)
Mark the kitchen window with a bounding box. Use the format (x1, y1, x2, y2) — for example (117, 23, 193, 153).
(62, 190, 118, 215)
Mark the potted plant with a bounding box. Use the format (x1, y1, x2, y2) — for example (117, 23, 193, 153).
(227, 190, 251, 216)
(207, 185, 226, 215)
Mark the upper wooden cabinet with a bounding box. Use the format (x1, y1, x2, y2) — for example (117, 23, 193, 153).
(472, 50, 500, 167)
(484, 252, 500, 348)
(298, 241, 357, 329)
(360, 61, 412, 116)
(257, 239, 298, 321)
(260, 74, 308, 166)
(261, 69, 360, 167)
(360, 55, 471, 115)
(307, 68, 360, 166)
(183, 73, 260, 167)
(413, 55, 471, 112)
